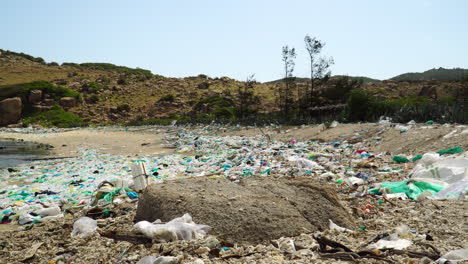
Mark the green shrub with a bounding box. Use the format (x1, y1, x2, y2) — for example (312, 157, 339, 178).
(344, 90, 373, 121)
(213, 107, 236, 119)
(159, 94, 175, 102)
(55, 79, 68, 85)
(117, 77, 127, 85)
(2, 50, 46, 64)
(0, 81, 80, 101)
(23, 106, 87, 128)
(197, 82, 210, 89)
(86, 94, 100, 104)
(83, 82, 103, 93)
(117, 104, 131, 112)
(78, 63, 152, 77)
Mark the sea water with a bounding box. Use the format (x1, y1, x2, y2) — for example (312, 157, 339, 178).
(0, 140, 50, 168)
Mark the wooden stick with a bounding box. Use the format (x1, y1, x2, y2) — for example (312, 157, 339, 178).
(98, 230, 152, 244)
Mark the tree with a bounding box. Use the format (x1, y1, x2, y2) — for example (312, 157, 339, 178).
(304, 35, 334, 106)
(321, 76, 363, 104)
(236, 74, 260, 118)
(278, 46, 296, 115)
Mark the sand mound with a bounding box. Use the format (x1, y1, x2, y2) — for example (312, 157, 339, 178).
(135, 177, 355, 244)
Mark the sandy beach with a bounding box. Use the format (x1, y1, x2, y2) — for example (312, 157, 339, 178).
(0, 129, 175, 157)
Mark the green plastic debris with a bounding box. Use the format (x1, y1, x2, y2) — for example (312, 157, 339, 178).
(438, 147, 463, 156)
(425, 120, 434, 125)
(393, 156, 410, 164)
(412, 155, 423, 162)
(369, 180, 445, 200)
(360, 226, 366, 230)
(102, 187, 133, 203)
(335, 179, 343, 183)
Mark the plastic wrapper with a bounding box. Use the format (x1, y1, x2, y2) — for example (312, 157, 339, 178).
(134, 214, 211, 242)
(71, 216, 98, 238)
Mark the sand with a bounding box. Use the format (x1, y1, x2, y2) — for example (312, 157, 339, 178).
(0, 129, 174, 157)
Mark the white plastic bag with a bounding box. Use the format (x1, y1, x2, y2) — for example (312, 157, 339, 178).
(366, 233, 412, 250)
(134, 214, 211, 242)
(71, 217, 98, 238)
(36, 206, 61, 217)
(436, 248, 468, 264)
(137, 256, 178, 264)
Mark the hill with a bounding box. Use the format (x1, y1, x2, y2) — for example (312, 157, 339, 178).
(266, 75, 381, 84)
(0, 49, 276, 125)
(0, 49, 466, 126)
(391, 67, 468, 81)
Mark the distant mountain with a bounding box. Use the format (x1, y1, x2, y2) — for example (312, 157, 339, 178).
(391, 68, 468, 81)
(332, 75, 381, 84)
(265, 75, 381, 84)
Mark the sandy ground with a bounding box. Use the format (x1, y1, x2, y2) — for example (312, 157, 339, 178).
(221, 123, 468, 155)
(0, 129, 174, 157)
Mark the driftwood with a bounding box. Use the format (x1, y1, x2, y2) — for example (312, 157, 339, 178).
(314, 235, 440, 263)
(98, 230, 152, 244)
(380, 248, 440, 260)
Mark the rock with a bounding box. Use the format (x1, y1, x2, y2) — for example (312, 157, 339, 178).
(135, 177, 355, 244)
(0, 97, 22, 126)
(32, 105, 52, 112)
(59, 97, 76, 108)
(110, 106, 118, 113)
(43, 99, 54, 106)
(28, 90, 42, 104)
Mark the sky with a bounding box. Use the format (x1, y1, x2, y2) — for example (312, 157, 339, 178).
(2, 0, 467, 82)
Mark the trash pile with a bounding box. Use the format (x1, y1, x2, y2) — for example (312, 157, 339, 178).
(0, 122, 467, 263)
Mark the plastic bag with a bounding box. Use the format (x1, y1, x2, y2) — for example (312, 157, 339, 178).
(436, 248, 468, 264)
(71, 217, 98, 238)
(134, 214, 211, 242)
(137, 256, 178, 264)
(393, 156, 409, 164)
(36, 206, 61, 217)
(438, 147, 463, 156)
(370, 180, 445, 200)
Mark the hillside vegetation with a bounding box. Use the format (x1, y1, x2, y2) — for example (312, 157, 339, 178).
(0, 49, 467, 126)
(391, 67, 468, 81)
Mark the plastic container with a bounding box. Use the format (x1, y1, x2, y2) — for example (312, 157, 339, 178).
(132, 162, 148, 192)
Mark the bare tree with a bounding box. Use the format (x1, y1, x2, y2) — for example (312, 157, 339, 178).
(278, 46, 296, 115)
(304, 35, 334, 106)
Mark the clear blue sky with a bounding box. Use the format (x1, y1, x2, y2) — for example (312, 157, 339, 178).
(2, 0, 467, 82)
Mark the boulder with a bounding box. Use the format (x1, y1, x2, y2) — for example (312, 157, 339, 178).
(0, 97, 22, 126)
(43, 99, 54, 106)
(32, 105, 52, 112)
(59, 97, 76, 108)
(28, 90, 42, 104)
(135, 177, 355, 244)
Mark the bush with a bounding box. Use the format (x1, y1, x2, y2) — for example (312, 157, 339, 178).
(159, 94, 175, 102)
(117, 104, 131, 112)
(213, 107, 236, 119)
(117, 77, 127, 85)
(342, 91, 468, 123)
(2, 50, 46, 64)
(23, 106, 87, 128)
(83, 82, 103, 93)
(197, 82, 210, 89)
(0, 81, 80, 101)
(78, 63, 152, 77)
(86, 94, 100, 104)
(344, 90, 373, 121)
